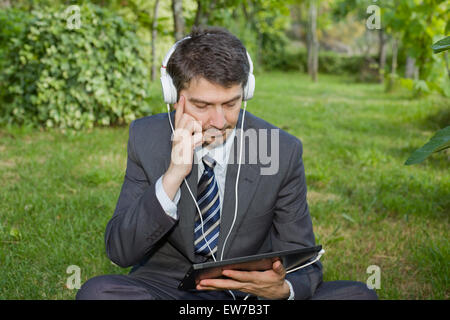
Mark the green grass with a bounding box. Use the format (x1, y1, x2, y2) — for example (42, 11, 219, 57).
(0, 72, 448, 299)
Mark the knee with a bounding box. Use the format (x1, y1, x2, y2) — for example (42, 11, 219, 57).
(312, 280, 379, 300)
(75, 275, 114, 300)
(351, 281, 379, 300)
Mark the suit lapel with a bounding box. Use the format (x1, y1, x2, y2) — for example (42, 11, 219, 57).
(177, 159, 198, 261)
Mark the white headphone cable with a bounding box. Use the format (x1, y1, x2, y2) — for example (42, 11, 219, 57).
(219, 100, 246, 261)
(219, 100, 246, 300)
(286, 249, 325, 274)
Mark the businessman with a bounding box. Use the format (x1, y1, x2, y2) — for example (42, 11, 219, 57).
(76, 27, 377, 300)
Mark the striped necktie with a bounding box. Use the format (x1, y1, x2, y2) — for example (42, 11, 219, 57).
(194, 155, 221, 258)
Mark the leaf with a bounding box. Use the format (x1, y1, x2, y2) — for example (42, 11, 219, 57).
(431, 36, 450, 54)
(405, 126, 450, 165)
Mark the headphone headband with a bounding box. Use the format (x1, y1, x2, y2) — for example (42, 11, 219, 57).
(161, 36, 191, 74)
(160, 35, 255, 104)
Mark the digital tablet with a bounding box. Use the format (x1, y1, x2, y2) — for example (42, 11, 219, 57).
(178, 245, 322, 291)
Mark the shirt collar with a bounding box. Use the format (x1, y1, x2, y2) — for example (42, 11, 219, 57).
(195, 128, 236, 169)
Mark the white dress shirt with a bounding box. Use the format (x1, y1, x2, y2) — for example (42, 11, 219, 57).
(154, 128, 294, 300)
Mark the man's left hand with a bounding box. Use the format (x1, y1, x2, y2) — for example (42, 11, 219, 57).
(196, 259, 291, 299)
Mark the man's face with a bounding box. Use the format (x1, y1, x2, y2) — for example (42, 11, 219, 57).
(176, 77, 242, 148)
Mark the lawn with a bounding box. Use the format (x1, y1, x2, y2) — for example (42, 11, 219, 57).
(0, 72, 448, 299)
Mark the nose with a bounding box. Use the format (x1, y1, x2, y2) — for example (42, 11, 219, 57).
(209, 106, 226, 129)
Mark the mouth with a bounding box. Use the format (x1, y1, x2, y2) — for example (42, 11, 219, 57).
(204, 129, 226, 138)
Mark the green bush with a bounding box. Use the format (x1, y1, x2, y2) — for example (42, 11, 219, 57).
(0, 8, 30, 72)
(0, 4, 154, 130)
(260, 46, 307, 73)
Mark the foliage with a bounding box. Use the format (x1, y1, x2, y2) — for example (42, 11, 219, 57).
(431, 36, 450, 54)
(182, 0, 292, 71)
(331, 0, 449, 97)
(263, 46, 379, 81)
(405, 36, 450, 166)
(405, 126, 450, 165)
(0, 3, 154, 130)
(0, 8, 30, 72)
(384, 0, 448, 82)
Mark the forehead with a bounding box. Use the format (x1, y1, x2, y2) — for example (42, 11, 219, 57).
(183, 77, 242, 103)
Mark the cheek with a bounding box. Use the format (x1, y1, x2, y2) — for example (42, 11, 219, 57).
(184, 106, 206, 125)
(226, 109, 240, 127)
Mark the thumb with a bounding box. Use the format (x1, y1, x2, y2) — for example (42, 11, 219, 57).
(174, 95, 185, 127)
(273, 260, 285, 276)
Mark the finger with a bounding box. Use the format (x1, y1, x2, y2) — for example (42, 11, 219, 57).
(183, 116, 201, 133)
(272, 260, 286, 276)
(176, 115, 193, 135)
(193, 118, 202, 134)
(193, 132, 203, 148)
(222, 269, 258, 283)
(174, 95, 185, 128)
(196, 285, 216, 291)
(184, 117, 201, 135)
(198, 278, 244, 291)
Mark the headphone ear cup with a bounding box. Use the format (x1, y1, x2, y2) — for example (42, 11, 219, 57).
(243, 73, 255, 101)
(160, 74, 178, 104)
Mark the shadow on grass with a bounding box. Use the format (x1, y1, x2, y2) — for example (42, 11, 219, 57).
(421, 108, 450, 130)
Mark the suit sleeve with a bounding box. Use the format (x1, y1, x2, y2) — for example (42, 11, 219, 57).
(271, 138, 323, 300)
(104, 120, 178, 268)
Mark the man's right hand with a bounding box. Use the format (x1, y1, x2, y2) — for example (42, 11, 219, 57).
(162, 95, 203, 201)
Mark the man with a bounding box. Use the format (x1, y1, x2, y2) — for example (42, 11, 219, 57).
(76, 27, 377, 300)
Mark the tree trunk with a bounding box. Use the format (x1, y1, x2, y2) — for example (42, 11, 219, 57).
(194, 0, 205, 26)
(387, 37, 399, 92)
(378, 29, 387, 83)
(172, 0, 185, 41)
(307, 0, 318, 82)
(404, 56, 416, 79)
(151, 0, 160, 82)
(0, 0, 11, 8)
(242, 0, 262, 66)
(194, 0, 218, 27)
(391, 38, 398, 75)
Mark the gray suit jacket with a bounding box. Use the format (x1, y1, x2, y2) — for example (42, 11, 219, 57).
(105, 109, 323, 299)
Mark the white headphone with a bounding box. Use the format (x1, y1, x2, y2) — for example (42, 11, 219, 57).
(160, 36, 256, 104)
